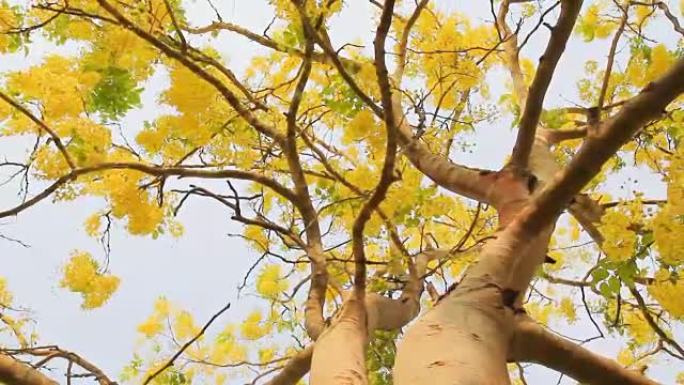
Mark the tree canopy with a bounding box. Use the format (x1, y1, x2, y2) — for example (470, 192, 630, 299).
(1, 0, 684, 384)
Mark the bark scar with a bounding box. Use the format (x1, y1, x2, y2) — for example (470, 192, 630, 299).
(428, 360, 446, 368)
(501, 288, 519, 308)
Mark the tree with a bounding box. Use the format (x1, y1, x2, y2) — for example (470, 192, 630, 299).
(1, 0, 683, 384)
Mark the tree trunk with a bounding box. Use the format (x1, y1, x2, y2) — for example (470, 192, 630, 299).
(310, 298, 369, 385)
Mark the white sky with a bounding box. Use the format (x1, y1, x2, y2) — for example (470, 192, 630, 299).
(0, 0, 680, 384)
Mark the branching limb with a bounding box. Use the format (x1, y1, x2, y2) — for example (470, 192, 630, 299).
(281, 17, 329, 340)
(517, 56, 684, 237)
(510, 0, 583, 168)
(631, 1, 684, 37)
(597, 3, 629, 113)
(629, 286, 684, 357)
(184, 21, 361, 71)
(350, 0, 399, 296)
(496, 0, 528, 104)
(263, 346, 314, 385)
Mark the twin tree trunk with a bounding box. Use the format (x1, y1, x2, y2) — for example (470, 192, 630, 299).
(309, 161, 558, 385)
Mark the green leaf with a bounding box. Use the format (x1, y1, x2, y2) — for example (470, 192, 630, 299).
(591, 267, 609, 283)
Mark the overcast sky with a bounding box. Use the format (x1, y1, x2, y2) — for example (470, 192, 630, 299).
(0, 1, 679, 384)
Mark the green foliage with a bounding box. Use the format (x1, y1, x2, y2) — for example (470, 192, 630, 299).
(367, 330, 399, 385)
(89, 66, 143, 120)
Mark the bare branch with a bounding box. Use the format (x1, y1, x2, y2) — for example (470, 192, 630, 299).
(161, 0, 187, 51)
(184, 21, 361, 71)
(629, 286, 684, 357)
(631, 1, 684, 37)
(597, 3, 629, 112)
(2, 346, 115, 385)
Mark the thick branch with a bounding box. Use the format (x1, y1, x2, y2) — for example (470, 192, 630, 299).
(263, 346, 313, 385)
(282, 20, 328, 340)
(0, 354, 58, 385)
(512, 316, 659, 385)
(350, 0, 399, 296)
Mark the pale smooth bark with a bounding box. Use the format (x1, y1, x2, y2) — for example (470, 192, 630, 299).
(310, 298, 369, 385)
(394, 223, 553, 385)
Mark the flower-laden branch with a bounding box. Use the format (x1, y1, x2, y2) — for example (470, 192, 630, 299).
(143, 302, 231, 385)
(95, 0, 285, 143)
(0, 162, 298, 219)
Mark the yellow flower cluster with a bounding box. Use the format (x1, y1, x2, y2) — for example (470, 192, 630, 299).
(137, 297, 172, 338)
(256, 265, 288, 299)
(653, 151, 684, 264)
(210, 324, 247, 364)
(648, 270, 684, 319)
(0, 4, 16, 53)
(599, 208, 637, 262)
(411, 11, 492, 109)
(622, 309, 657, 345)
(60, 251, 120, 309)
(0, 277, 13, 305)
(240, 310, 272, 340)
(7, 56, 100, 122)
